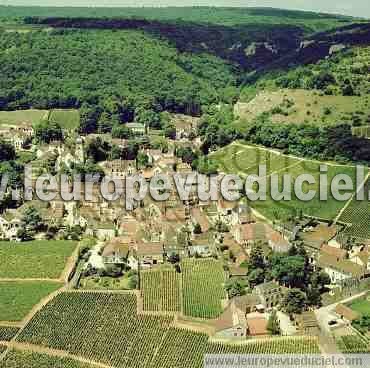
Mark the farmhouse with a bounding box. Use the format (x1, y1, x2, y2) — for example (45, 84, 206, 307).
(246, 313, 269, 337)
(317, 253, 366, 283)
(190, 208, 210, 233)
(253, 281, 285, 309)
(135, 242, 165, 268)
(299, 222, 338, 258)
(0, 214, 22, 240)
(213, 298, 248, 339)
(102, 160, 136, 177)
(102, 237, 131, 265)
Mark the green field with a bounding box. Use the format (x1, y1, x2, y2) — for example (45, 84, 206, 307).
(49, 109, 80, 130)
(0, 326, 19, 341)
(211, 142, 359, 221)
(16, 292, 319, 368)
(181, 259, 226, 319)
(0, 110, 48, 126)
(141, 267, 181, 313)
(348, 298, 370, 317)
(0, 240, 77, 279)
(0, 350, 95, 368)
(0, 109, 79, 130)
(0, 281, 61, 321)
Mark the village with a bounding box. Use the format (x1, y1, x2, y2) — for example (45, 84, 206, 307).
(0, 112, 369, 353)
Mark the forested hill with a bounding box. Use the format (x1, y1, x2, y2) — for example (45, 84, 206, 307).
(0, 7, 368, 117)
(0, 6, 357, 32)
(23, 17, 304, 71)
(0, 28, 238, 114)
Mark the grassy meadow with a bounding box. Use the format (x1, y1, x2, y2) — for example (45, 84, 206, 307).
(236, 89, 370, 127)
(0, 109, 79, 130)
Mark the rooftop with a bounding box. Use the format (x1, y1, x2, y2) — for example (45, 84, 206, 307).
(335, 304, 360, 322)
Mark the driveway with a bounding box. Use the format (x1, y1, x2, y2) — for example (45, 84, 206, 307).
(277, 311, 297, 336)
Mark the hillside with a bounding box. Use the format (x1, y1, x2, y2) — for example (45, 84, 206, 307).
(0, 7, 368, 117)
(237, 45, 370, 128)
(0, 6, 357, 32)
(0, 28, 237, 114)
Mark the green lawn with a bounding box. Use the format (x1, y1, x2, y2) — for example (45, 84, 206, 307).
(0, 110, 48, 126)
(79, 275, 135, 291)
(0, 281, 61, 321)
(0, 240, 77, 279)
(349, 298, 370, 317)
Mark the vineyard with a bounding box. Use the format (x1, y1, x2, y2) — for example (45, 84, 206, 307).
(181, 259, 226, 319)
(207, 337, 321, 354)
(211, 142, 360, 222)
(0, 326, 19, 341)
(13, 292, 323, 368)
(16, 292, 173, 368)
(0, 281, 61, 321)
(336, 335, 370, 353)
(149, 328, 209, 368)
(339, 179, 370, 240)
(0, 349, 95, 368)
(0, 240, 77, 279)
(141, 267, 181, 312)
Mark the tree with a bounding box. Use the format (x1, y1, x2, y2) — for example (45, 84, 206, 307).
(267, 310, 281, 335)
(136, 108, 161, 129)
(282, 289, 307, 315)
(193, 223, 202, 235)
(34, 120, 63, 144)
(342, 83, 355, 96)
(136, 152, 149, 168)
(270, 255, 306, 288)
(112, 124, 131, 139)
(164, 124, 176, 140)
(16, 227, 34, 241)
(225, 278, 247, 298)
(248, 268, 265, 287)
(22, 206, 44, 233)
(0, 139, 16, 162)
(79, 104, 101, 134)
(249, 244, 265, 271)
(97, 111, 113, 133)
(311, 271, 331, 293)
(85, 137, 111, 163)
